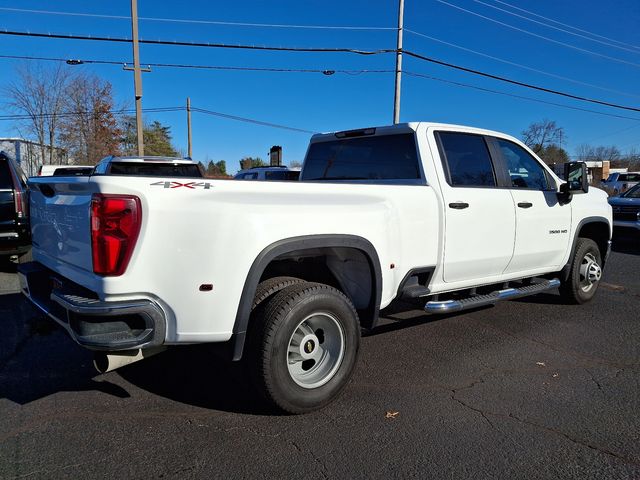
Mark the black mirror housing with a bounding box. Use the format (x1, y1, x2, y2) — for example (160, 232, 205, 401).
(563, 161, 589, 193)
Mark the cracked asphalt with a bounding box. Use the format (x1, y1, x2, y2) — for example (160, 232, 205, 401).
(0, 233, 638, 479)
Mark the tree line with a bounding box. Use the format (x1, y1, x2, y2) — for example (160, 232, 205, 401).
(521, 119, 639, 170)
(3, 64, 184, 168)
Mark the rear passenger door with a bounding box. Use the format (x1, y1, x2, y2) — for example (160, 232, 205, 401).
(435, 132, 516, 283)
(492, 138, 571, 273)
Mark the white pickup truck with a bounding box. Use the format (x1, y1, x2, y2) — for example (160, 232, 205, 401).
(19, 123, 612, 413)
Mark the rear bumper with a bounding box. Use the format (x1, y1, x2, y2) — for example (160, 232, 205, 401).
(18, 262, 166, 351)
(0, 221, 30, 256)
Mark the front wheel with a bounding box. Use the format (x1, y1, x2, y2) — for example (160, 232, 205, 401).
(247, 282, 360, 414)
(559, 238, 603, 304)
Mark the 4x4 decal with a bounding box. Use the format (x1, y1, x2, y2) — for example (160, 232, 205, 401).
(150, 181, 213, 189)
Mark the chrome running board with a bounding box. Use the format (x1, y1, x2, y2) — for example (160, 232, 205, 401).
(425, 278, 561, 314)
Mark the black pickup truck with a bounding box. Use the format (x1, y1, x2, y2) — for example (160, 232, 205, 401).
(0, 152, 30, 260)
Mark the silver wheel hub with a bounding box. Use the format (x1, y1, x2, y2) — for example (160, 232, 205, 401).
(287, 312, 345, 389)
(579, 253, 602, 292)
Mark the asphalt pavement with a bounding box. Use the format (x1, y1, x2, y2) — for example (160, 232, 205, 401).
(0, 233, 638, 479)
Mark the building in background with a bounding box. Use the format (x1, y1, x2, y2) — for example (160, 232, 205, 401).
(552, 160, 615, 184)
(0, 138, 69, 177)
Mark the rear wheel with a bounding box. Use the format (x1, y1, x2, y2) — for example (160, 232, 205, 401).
(247, 282, 360, 414)
(559, 238, 602, 304)
(251, 276, 303, 311)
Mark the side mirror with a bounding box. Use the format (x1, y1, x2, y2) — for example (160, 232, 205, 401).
(563, 161, 589, 193)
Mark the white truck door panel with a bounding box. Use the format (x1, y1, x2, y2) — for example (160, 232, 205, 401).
(494, 139, 572, 273)
(442, 188, 516, 282)
(434, 131, 516, 283)
(505, 190, 571, 272)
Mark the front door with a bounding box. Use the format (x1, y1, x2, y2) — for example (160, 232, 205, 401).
(493, 138, 571, 273)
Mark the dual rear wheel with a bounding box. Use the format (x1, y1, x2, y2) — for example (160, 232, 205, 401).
(247, 279, 360, 414)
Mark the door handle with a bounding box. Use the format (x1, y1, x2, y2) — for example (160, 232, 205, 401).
(449, 202, 469, 210)
(517, 202, 533, 209)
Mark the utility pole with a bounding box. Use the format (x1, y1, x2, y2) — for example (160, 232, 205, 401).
(187, 97, 193, 158)
(393, 0, 405, 125)
(124, 0, 145, 156)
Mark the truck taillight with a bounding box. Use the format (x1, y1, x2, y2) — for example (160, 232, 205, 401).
(8, 165, 27, 218)
(14, 190, 26, 218)
(91, 194, 142, 276)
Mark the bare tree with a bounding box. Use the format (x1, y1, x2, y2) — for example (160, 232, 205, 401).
(521, 119, 566, 154)
(3, 63, 72, 165)
(575, 144, 595, 162)
(60, 74, 122, 164)
(575, 144, 621, 165)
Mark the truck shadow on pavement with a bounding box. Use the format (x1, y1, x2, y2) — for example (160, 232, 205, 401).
(0, 292, 272, 413)
(0, 293, 132, 405)
(611, 233, 639, 256)
(118, 346, 274, 414)
(0, 259, 18, 274)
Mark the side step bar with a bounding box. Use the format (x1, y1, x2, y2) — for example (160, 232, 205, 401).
(425, 278, 560, 314)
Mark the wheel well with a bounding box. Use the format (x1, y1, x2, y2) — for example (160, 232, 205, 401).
(260, 246, 378, 329)
(577, 221, 610, 262)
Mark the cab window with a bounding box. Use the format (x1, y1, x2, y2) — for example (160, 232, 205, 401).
(496, 139, 549, 190)
(437, 132, 496, 187)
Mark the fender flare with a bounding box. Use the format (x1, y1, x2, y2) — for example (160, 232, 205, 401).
(229, 234, 383, 361)
(560, 216, 611, 281)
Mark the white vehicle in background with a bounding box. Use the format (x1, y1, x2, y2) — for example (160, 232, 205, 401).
(234, 165, 300, 181)
(20, 122, 612, 413)
(601, 172, 640, 196)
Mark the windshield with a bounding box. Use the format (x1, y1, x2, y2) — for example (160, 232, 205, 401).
(301, 133, 421, 182)
(621, 183, 640, 198)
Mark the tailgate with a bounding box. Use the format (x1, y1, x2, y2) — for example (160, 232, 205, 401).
(29, 177, 95, 271)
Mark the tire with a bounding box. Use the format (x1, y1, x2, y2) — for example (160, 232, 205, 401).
(559, 238, 603, 304)
(251, 276, 303, 311)
(247, 282, 360, 414)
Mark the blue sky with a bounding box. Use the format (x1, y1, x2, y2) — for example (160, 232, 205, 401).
(0, 0, 639, 173)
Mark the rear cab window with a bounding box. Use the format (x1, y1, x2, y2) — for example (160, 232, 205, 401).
(264, 170, 300, 181)
(620, 173, 640, 182)
(436, 132, 497, 187)
(107, 163, 203, 177)
(300, 133, 422, 183)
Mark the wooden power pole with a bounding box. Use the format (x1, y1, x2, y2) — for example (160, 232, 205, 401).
(393, 0, 405, 125)
(124, 0, 147, 156)
(187, 97, 193, 158)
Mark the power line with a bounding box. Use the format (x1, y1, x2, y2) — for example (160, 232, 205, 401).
(489, 0, 640, 51)
(0, 54, 393, 75)
(0, 107, 184, 121)
(404, 29, 640, 100)
(471, 0, 640, 55)
(3, 29, 640, 115)
(0, 30, 394, 56)
(0, 105, 316, 134)
(586, 123, 640, 143)
(191, 107, 316, 134)
(403, 50, 640, 113)
(404, 71, 640, 122)
(435, 0, 640, 69)
(0, 6, 396, 31)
